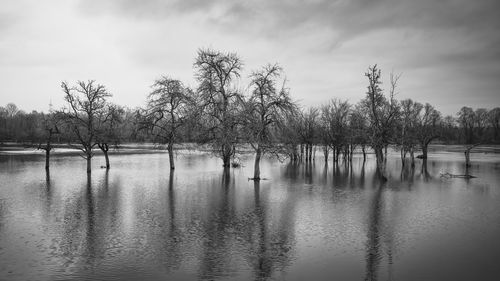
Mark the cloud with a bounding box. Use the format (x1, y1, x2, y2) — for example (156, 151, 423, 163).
(1, 0, 499, 115)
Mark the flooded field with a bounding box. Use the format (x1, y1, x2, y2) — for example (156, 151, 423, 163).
(1, 148, 499, 281)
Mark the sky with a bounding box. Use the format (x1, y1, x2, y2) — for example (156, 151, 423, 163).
(1, 0, 499, 115)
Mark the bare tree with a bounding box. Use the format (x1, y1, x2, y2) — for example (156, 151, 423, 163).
(194, 48, 243, 168)
(415, 103, 441, 160)
(144, 77, 193, 170)
(321, 99, 351, 163)
(488, 107, 500, 142)
(37, 112, 61, 170)
(457, 106, 481, 167)
(349, 105, 369, 162)
(60, 80, 112, 173)
(278, 109, 302, 162)
(362, 65, 400, 180)
(95, 104, 124, 169)
(243, 63, 295, 180)
(397, 99, 421, 166)
(5, 103, 19, 118)
(297, 107, 319, 162)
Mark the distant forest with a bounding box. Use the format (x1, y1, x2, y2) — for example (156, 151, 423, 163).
(0, 49, 499, 178)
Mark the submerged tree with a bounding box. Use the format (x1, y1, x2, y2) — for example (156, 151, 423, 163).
(194, 48, 244, 168)
(298, 107, 319, 162)
(415, 103, 441, 160)
(362, 65, 400, 180)
(144, 77, 193, 170)
(349, 105, 369, 161)
(61, 80, 112, 173)
(320, 99, 351, 163)
(458, 107, 476, 167)
(488, 107, 500, 142)
(95, 104, 124, 169)
(243, 63, 295, 180)
(398, 99, 421, 166)
(37, 112, 61, 170)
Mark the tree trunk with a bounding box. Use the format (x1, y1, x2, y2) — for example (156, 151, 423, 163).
(253, 147, 262, 180)
(421, 143, 428, 159)
(87, 155, 92, 174)
(362, 145, 366, 162)
(168, 143, 175, 170)
(104, 150, 110, 169)
(45, 149, 50, 170)
(323, 146, 329, 163)
(309, 144, 312, 162)
(410, 147, 415, 167)
(300, 144, 304, 161)
(464, 149, 471, 167)
(400, 147, 405, 167)
(98, 143, 110, 169)
(374, 147, 387, 181)
(222, 151, 231, 167)
(221, 144, 232, 168)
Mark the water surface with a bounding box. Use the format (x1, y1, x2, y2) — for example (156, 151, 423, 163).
(1, 149, 499, 280)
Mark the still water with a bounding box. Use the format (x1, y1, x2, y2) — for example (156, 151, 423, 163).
(0, 149, 499, 281)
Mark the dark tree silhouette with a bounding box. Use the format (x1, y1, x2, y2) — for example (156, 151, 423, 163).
(37, 112, 61, 170)
(60, 80, 112, 173)
(144, 77, 193, 170)
(363, 65, 400, 181)
(194, 48, 243, 168)
(243, 63, 295, 180)
(96, 104, 124, 169)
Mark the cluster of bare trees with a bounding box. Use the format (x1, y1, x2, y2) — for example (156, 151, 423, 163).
(1, 49, 500, 179)
(141, 49, 296, 180)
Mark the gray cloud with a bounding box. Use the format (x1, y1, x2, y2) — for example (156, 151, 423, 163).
(1, 0, 499, 114)
(79, 0, 500, 41)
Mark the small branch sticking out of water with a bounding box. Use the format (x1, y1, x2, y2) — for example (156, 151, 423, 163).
(248, 178, 268, 181)
(440, 172, 476, 179)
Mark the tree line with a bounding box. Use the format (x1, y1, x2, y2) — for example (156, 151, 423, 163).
(1, 49, 499, 180)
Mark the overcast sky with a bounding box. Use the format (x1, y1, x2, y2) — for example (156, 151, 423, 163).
(1, 0, 499, 115)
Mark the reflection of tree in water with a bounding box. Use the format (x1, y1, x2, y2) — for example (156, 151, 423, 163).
(283, 162, 314, 185)
(420, 160, 431, 181)
(56, 172, 113, 271)
(198, 168, 237, 279)
(196, 170, 296, 281)
(240, 180, 296, 281)
(364, 184, 383, 281)
(400, 163, 415, 186)
(156, 169, 182, 272)
(364, 179, 398, 281)
(283, 162, 300, 180)
(332, 162, 350, 188)
(304, 161, 314, 184)
(43, 169, 53, 217)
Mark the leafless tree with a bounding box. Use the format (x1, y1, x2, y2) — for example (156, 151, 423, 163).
(194, 48, 244, 168)
(457, 106, 483, 167)
(488, 107, 500, 141)
(362, 65, 400, 180)
(297, 107, 319, 162)
(5, 103, 19, 118)
(37, 112, 61, 170)
(398, 99, 421, 166)
(349, 105, 369, 161)
(95, 104, 124, 169)
(243, 63, 295, 180)
(60, 80, 112, 173)
(144, 77, 193, 170)
(415, 103, 441, 160)
(321, 99, 351, 163)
